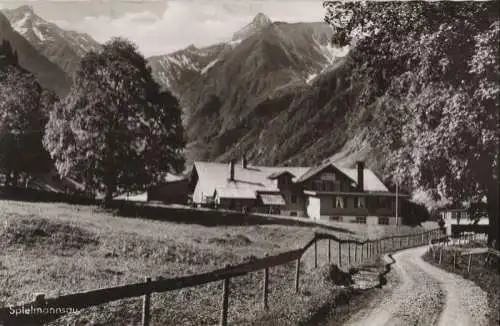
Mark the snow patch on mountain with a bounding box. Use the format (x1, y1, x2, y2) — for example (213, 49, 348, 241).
(306, 73, 318, 85)
(228, 39, 242, 47)
(2, 5, 101, 74)
(167, 54, 198, 72)
(32, 26, 45, 41)
(11, 12, 30, 35)
(201, 58, 219, 75)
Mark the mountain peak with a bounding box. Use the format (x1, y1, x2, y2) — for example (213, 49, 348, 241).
(252, 13, 272, 26)
(15, 5, 35, 14)
(231, 12, 273, 42)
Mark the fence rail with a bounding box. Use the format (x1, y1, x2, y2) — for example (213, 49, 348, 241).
(0, 228, 442, 326)
(428, 231, 500, 272)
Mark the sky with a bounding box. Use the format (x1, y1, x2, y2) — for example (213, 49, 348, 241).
(0, 0, 326, 56)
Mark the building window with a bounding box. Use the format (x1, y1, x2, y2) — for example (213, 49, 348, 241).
(353, 197, 358, 208)
(378, 217, 389, 225)
(379, 197, 389, 209)
(290, 212, 298, 217)
(335, 196, 344, 208)
(330, 216, 340, 222)
(321, 172, 336, 180)
(291, 193, 297, 203)
(358, 197, 365, 208)
(356, 216, 366, 224)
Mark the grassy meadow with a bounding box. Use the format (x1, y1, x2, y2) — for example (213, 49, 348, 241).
(0, 200, 429, 325)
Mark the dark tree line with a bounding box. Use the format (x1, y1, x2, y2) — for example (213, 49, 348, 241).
(1, 38, 186, 205)
(0, 40, 55, 187)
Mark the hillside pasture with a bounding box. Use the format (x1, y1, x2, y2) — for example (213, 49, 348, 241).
(0, 200, 427, 325)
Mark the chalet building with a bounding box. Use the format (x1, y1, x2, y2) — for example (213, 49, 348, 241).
(189, 158, 410, 225)
(439, 207, 489, 236)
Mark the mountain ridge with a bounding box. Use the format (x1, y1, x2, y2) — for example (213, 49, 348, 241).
(1, 5, 101, 77)
(0, 11, 70, 97)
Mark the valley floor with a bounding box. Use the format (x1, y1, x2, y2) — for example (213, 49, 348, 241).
(0, 200, 427, 325)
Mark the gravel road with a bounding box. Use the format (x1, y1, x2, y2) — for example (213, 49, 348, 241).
(344, 246, 490, 326)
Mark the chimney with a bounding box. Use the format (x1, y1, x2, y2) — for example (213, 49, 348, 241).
(229, 159, 236, 181)
(356, 161, 364, 191)
(242, 156, 248, 169)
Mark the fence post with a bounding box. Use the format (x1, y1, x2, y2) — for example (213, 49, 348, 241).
(142, 277, 152, 326)
(328, 239, 331, 263)
(453, 251, 456, 271)
(263, 266, 269, 310)
(439, 246, 443, 264)
(354, 243, 358, 263)
(338, 242, 342, 267)
(467, 252, 472, 273)
(220, 266, 230, 326)
(295, 256, 300, 294)
(34, 293, 45, 306)
(314, 240, 318, 269)
(392, 237, 395, 250)
(360, 243, 364, 261)
(366, 241, 369, 258)
(421, 233, 424, 245)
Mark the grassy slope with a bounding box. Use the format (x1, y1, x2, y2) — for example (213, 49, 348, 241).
(0, 200, 426, 325)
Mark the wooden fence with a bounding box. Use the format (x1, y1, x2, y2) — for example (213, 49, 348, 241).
(0, 228, 442, 326)
(428, 232, 500, 272)
(451, 224, 490, 238)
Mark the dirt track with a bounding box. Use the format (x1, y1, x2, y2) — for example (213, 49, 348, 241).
(344, 246, 490, 326)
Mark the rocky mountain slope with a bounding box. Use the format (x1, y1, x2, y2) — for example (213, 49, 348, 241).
(0, 11, 70, 97)
(0, 7, 374, 172)
(148, 43, 231, 99)
(169, 15, 353, 165)
(1, 5, 101, 78)
(232, 12, 272, 42)
(147, 13, 275, 98)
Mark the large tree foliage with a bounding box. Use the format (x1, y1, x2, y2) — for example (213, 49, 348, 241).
(0, 41, 55, 186)
(324, 1, 499, 247)
(43, 38, 185, 204)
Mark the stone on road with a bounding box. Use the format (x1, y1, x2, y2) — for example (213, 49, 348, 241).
(344, 246, 489, 326)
